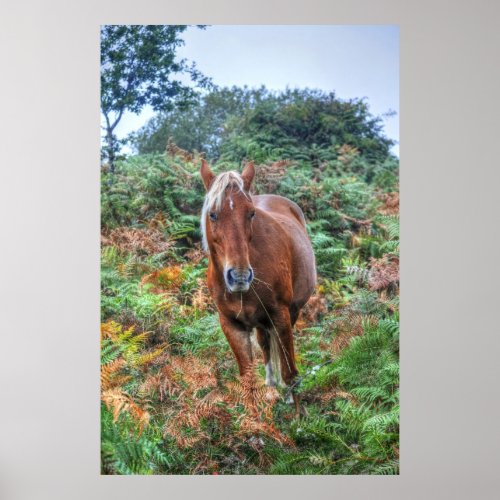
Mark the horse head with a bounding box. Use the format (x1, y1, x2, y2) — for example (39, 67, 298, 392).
(200, 159, 256, 293)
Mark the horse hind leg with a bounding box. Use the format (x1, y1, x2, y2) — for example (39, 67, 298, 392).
(256, 328, 277, 386)
(272, 307, 304, 414)
(264, 308, 298, 387)
(276, 319, 299, 385)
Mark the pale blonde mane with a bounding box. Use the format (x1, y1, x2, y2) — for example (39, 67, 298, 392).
(200, 171, 250, 253)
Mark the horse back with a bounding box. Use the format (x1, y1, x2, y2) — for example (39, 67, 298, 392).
(253, 194, 307, 228)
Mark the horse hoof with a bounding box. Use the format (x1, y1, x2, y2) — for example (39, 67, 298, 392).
(286, 393, 307, 418)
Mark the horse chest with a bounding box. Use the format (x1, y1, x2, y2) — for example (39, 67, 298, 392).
(220, 294, 260, 328)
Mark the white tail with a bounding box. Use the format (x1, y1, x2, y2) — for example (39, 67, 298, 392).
(269, 331, 284, 387)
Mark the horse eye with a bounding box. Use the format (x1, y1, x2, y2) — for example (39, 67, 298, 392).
(209, 212, 218, 221)
(250, 211, 256, 219)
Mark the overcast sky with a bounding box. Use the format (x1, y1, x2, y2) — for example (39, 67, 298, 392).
(114, 25, 399, 156)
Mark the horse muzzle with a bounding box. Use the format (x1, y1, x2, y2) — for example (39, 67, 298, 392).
(225, 267, 254, 292)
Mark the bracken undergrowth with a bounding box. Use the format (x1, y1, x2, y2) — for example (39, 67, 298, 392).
(101, 143, 399, 475)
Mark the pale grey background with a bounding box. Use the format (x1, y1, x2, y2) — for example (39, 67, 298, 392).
(1, 0, 499, 499)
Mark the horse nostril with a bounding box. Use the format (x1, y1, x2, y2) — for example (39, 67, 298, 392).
(227, 268, 237, 284)
(247, 268, 254, 283)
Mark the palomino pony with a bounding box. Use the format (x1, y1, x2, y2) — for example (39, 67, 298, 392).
(200, 159, 316, 408)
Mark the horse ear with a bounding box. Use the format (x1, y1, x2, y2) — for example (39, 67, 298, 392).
(200, 159, 215, 191)
(241, 161, 255, 191)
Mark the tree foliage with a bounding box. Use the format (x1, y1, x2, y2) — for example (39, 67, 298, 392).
(101, 25, 209, 170)
(131, 86, 396, 166)
(130, 86, 259, 158)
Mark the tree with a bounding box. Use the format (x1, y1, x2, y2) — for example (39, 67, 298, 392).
(132, 86, 396, 166)
(130, 86, 267, 159)
(101, 25, 210, 171)
(218, 88, 395, 164)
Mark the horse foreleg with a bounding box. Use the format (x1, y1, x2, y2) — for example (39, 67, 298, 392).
(219, 314, 254, 376)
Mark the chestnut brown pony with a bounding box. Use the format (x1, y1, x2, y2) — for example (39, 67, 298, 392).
(200, 160, 316, 407)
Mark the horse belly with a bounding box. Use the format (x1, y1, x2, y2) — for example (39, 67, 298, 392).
(253, 196, 316, 306)
(266, 212, 316, 304)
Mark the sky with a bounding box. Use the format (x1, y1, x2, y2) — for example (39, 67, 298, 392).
(114, 25, 399, 156)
